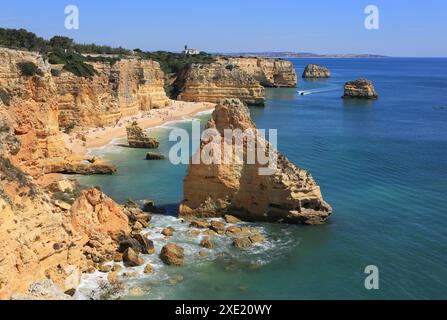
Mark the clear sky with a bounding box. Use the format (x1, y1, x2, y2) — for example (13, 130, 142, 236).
(0, 0, 446, 57)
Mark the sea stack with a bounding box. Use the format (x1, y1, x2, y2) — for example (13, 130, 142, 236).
(179, 99, 332, 225)
(343, 79, 378, 99)
(126, 122, 160, 148)
(302, 64, 331, 78)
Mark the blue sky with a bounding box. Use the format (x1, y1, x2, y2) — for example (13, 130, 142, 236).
(0, 0, 446, 57)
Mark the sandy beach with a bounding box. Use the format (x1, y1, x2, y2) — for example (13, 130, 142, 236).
(64, 100, 215, 155)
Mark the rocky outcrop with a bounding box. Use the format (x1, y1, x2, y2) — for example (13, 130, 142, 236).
(146, 152, 166, 160)
(126, 123, 159, 148)
(55, 58, 169, 128)
(179, 99, 332, 225)
(70, 188, 130, 242)
(220, 57, 297, 87)
(302, 64, 331, 78)
(160, 244, 184, 266)
(41, 155, 117, 175)
(176, 63, 265, 105)
(343, 79, 378, 99)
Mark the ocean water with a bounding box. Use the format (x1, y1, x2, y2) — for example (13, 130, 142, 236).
(77, 58, 447, 300)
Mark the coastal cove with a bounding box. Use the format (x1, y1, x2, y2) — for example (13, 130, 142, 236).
(76, 58, 447, 300)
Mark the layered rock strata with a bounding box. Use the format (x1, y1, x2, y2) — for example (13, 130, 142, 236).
(179, 99, 332, 224)
(175, 63, 265, 105)
(302, 64, 331, 78)
(219, 57, 297, 87)
(343, 79, 378, 99)
(0, 48, 116, 177)
(55, 58, 169, 128)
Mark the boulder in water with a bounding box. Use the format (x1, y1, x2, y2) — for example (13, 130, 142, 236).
(343, 79, 378, 99)
(302, 64, 331, 78)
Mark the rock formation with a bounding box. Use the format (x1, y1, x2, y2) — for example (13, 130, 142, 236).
(302, 64, 331, 78)
(179, 99, 332, 224)
(160, 244, 184, 266)
(175, 63, 265, 105)
(126, 122, 159, 148)
(55, 58, 169, 128)
(146, 152, 166, 160)
(343, 79, 378, 99)
(219, 57, 297, 87)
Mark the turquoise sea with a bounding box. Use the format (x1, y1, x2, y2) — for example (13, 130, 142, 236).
(77, 58, 447, 300)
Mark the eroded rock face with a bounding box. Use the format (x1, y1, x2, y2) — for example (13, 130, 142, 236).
(176, 63, 265, 105)
(70, 188, 130, 241)
(179, 99, 332, 225)
(343, 79, 378, 99)
(55, 58, 169, 128)
(0, 109, 87, 299)
(220, 57, 297, 87)
(0, 48, 116, 177)
(126, 123, 159, 148)
(302, 64, 331, 78)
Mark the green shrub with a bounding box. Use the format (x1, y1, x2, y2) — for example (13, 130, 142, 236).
(0, 89, 12, 106)
(50, 68, 61, 76)
(64, 122, 76, 134)
(17, 61, 41, 77)
(85, 55, 121, 66)
(49, 49, 98, 78)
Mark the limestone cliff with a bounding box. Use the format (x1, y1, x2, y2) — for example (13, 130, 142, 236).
(55, 58, 169, 128)
(175, 63, 265, 105)
(0, 48, 116, 177)
(220, 57, 297, 87)
(179, 99, 332, 224)
(0, 107, 84, 299)
(0, 49, 134, 299)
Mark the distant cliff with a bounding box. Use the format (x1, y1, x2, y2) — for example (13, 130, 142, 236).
(219, 57, 297, 87)
(175, 57, 296, 105)
(175, 62, 265, 106)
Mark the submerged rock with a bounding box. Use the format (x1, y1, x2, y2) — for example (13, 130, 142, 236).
(224, 215, 241, 224)
(179, 99, 332, 224)
(160, 243, 184, 266)
(233, 237, 252, 249)
(302, 64, 331, 78)
(126, 122, 160, 148)
(200, 237, 214, 249)
(146, 152, 166, 160)
(144, 264, 154, 274)
(161, 227, 175, 237)
(343, 79, 378, 99)
(189, 220, 211, 229)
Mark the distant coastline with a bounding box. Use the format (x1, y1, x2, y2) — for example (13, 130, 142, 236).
(217, 52, 389, 59)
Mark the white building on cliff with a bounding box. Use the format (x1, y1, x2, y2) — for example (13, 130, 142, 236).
(182, 45, 200, 55)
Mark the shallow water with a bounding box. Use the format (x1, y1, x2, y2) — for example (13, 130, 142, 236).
(77, 58, 447, 299)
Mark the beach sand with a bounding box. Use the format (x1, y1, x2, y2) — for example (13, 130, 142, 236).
(64, 100, 215, 155)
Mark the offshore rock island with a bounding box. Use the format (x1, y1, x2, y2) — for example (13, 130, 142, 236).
(179, 99, 332, 224)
